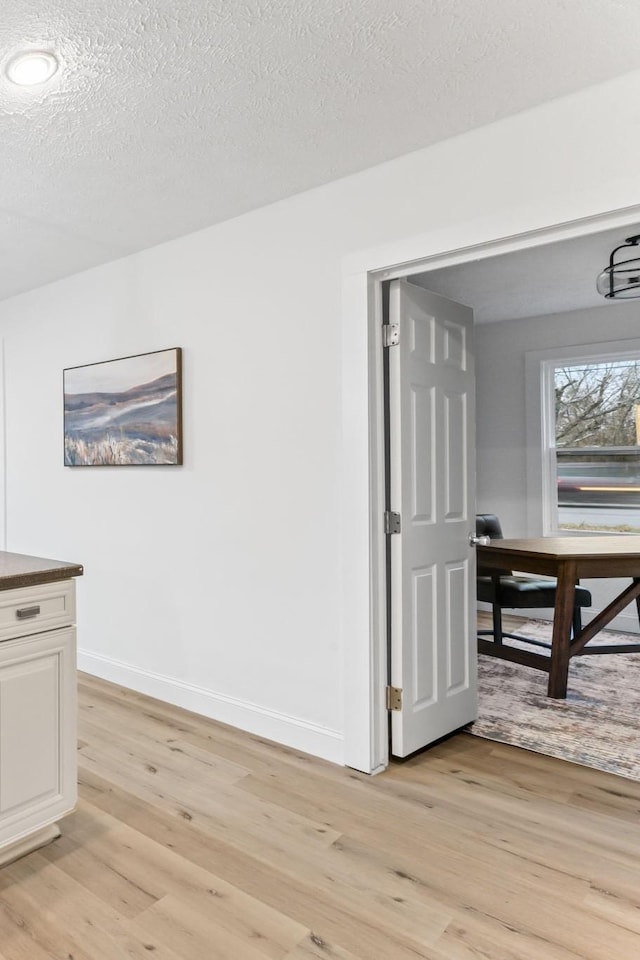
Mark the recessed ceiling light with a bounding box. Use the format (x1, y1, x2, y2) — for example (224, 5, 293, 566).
(5, 50, 59, 86)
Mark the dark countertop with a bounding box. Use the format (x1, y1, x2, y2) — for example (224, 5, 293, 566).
(0, 552, 83, 591)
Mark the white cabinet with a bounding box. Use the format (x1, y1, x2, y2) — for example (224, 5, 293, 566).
(0, 579, 77, 866)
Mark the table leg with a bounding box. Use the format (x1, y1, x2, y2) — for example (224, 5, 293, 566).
(547, 560, 577, 699)
(491, 574, 503, 645)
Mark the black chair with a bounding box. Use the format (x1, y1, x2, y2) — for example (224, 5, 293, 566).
(476, 513, 592, 651)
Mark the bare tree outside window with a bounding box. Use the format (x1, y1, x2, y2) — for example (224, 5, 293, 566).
(555, 360, 640, 447)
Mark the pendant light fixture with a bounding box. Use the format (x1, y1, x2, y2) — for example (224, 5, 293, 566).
(596, 235, 640, 299)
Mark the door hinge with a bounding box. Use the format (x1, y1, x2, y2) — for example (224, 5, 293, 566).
(386, 686, 402, 711)
(382, 323, 399, 347)
(384, 511, 401, 534)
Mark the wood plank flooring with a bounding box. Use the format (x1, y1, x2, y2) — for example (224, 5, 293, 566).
(1, 671, 640, 958)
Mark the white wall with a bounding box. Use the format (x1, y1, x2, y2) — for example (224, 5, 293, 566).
(2, 69, 640, 765)
(476, 300, 640, 631)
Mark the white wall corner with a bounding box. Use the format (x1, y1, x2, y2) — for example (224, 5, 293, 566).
(0, 338, 6, 551)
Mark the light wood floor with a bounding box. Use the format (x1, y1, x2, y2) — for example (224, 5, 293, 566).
(1, 672, 640, 959)
(477, 609, 531, 632)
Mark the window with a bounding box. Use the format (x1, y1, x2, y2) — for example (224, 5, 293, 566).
(554, 359, 640, 533)
(526, 340, 640, 536)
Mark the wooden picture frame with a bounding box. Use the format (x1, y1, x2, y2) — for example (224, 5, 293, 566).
(63, 348, 183, 467)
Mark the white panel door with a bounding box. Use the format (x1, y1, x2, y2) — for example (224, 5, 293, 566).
(389, 279, 476, 757)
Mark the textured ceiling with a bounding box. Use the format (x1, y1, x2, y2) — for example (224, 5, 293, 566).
(410, 224, 640, 323)
(3, 0, 640, 302)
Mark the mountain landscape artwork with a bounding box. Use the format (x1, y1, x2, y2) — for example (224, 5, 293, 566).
(64, 348, 182, 466)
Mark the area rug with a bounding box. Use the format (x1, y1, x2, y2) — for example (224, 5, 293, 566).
(469, 619, 640, 781)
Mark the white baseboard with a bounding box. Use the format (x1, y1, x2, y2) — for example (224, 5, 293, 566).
(77, 649, 344, 766)
(608, 610, 640, 634)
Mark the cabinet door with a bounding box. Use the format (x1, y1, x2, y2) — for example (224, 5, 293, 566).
(0, 627, 76, 847)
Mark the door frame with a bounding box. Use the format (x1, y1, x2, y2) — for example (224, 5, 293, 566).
(341, 202, 640, 775)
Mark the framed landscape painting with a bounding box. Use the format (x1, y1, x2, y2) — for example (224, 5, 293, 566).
(64, 348, 182, 466)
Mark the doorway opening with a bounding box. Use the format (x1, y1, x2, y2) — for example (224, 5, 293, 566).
(342, 203, 640, 775)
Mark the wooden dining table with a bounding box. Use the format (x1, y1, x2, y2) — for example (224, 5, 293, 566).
(476, 535, 640, 698)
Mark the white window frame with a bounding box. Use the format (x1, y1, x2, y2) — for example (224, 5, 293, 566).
(525, 338, 640, 536)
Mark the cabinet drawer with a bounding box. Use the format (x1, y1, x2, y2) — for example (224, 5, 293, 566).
(0, 581, 75, 642)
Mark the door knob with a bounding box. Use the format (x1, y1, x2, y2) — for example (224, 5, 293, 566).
(469, 533, 490, 546)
